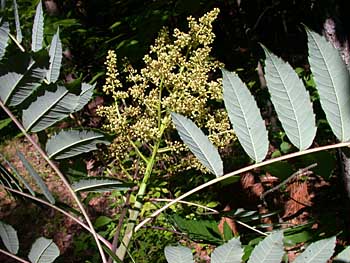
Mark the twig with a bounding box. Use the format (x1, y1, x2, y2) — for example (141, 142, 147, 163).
(8, 33, 25, 52)
(0, 99, 108, 263)
(236, 220, 268, 236)
(135, 142, 350, 232)
(108, 192, 131, 263)
(260, 163, 317, 201)
(1, 185, 112, 249)
(0, 248, 29, 263)
(149, 198, 219, 214)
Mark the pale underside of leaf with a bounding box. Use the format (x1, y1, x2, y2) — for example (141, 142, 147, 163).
(307, 28, 350, 142)
(23, 84, 94, 132)
(293, 236, 336, 263)
(211, 237, 243, 263)
(0, 57, 46, 106)
(0, 221, 19, 254)
(46, 28, 62, 83)
(72, 178, 132, 192)
(46, 129, 110, 159)
(171, 112, 223, 177)
(16, 151, 55, 204)
(0, 21, 9, 60)
(248, 231, 284, 263)
(13, 0, 22, 43)
(164, 245, 194, 263)
(32, 0, 44, 52)
(334, 246, 350, 263)
(263, 46, 316, 150)
(28, 237, 60, 263)
(222, 69, 269, 162)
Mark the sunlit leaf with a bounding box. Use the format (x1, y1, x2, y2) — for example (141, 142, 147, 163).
(164, 246, 194, 263)
(211, 237, 243, 263)
(263, 45, 316, 150)
(306, 27, 350, 142)
(248, 231, 284, 263)
(32, 0, 44, 52)
(46, 27, 62, 83)
(171, 112, 223, 177)
(222, 69, 268, 162)
(293, 236, 336, 263)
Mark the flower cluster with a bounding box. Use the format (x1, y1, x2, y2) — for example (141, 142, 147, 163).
(98, 8, 236, 177)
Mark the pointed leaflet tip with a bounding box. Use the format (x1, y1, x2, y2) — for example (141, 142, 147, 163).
(171, 112, 224, 177)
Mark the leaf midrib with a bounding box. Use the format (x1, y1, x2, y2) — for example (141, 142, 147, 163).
(226, 74, 258, 161)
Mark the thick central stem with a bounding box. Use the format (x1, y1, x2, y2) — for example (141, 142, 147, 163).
(116, 121, 167, 260)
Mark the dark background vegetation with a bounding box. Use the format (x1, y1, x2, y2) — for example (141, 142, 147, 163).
(2, 0, 350, 262)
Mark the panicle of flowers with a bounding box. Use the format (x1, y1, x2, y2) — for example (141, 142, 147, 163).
(98, 8, 236, 177)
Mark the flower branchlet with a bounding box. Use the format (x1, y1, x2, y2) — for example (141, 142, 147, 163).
(98, 8, 236, 177)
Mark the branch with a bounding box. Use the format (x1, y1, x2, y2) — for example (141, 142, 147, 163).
(0, 248, 29, 263)
(135, 142, 350, 231)
(1, 185, 112, 250)
(260, 163, 317, 201)
(0, 99, 108, 263)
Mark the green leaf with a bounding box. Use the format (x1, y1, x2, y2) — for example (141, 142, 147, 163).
(164, 246, 194, 263)
(0, 53, 47, 106)
(71, 177, 132, 192)
(95, 216, 113, 228)
(22, 84, 94, 132)
(0, 21, 9, 60)
(171, 112, 223, 177)
(293, 236, 336, 263)
(46, 129, 110, 159)
(28, 237, 60, 263)
(172, 215, 223, 244)
(306, 27, 350, 142)
(211, 237, 243, 263)
(12, 0, 22, 43)
(0, 118, 11, 130)
(46, 27, 62, 83)
(32, 0, 44, 52)
(16, 151, 55, 204)
(263, 46, 316, 150)
(0, 221, 19, 254)
(222, 69, 268, 163)
(248, 231, 284, 263)
(334, 246, 350, 263)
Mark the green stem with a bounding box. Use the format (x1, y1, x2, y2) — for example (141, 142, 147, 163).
(0, 100, 108, 263)
(116, 122, 167, 260)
